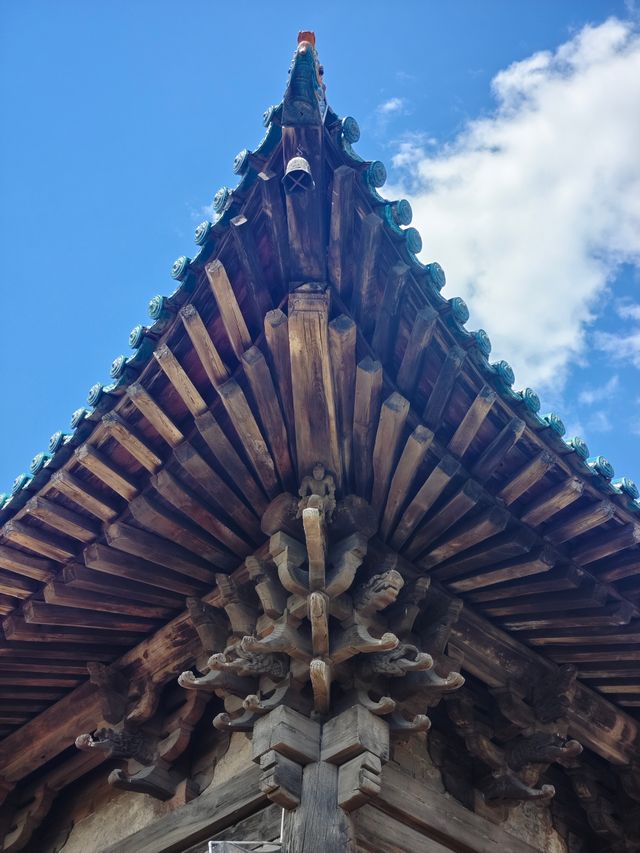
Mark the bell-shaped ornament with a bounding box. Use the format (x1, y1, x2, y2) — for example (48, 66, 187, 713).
(282, 156, 315, 194)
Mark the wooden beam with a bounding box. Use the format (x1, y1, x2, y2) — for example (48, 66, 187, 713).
(433, 527, 538, 584)
(128, 493, 236, 570)
(328, 165, 356, 297)
(465, 566, 584, 605)
(264, 309, 296, 450)
(22, 600, 157, 633)
(418, 505, 510, 570)
(392, 455, 461, 551)
(353, 356, 383, 499)
(26, 496, 100, 543)
(179, 304, 229, 387)
(329, 314, 357, 489)
(404, 479, 484, 561)
(195, 410, 267, 515)
(380, 426, 434, 541)
(104, 522, 217, 584)
(423, 346, 465, 430)
(481, 584, 607, 617)
(84, 543, 203, 596)
(259, 170, 289, 287)
(205, 259, 252, 360)
(216, 379, 279, 497)
(2, 520, 75, 562)
(153, 344, 207, 418)
(546, 501, 615, 544)
(231, 213, 272, 330)
(288, 289, 341, 484)
(352, 212, 382, 335)
(371, 393, 410, 521)
(371, 263, 408, 363)
(3, 614, 140, 645)
(49, 470, 120, 522)
(43, 580, 174, 620)
(74, 444, 138, 500)
(573, 524, 640, 567)
(497, 450, 554, 505)
(396, 306, 438, 397)
(242, 345, 294, 490)
(447, 385, 497, 458)
(469, 417, 525, 482)
(151, 468, 253, 557)
(0, 571, 37, 599)
(448, 545, 557, 594)
(0, 545, 55, 582)
(128, 383, 184, 447)
(502, 602, 633, 632)
(62, 561, 184, 609)
(102, 412, 163, 472)
(520, 477, 584, 526)
(172, 441, 261, 539)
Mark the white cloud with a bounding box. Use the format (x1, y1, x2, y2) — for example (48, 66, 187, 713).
(595, 327, 640, 367)
(377, 97, 407, 116)
(390, 18, 640, 392)
(616, 300, 640, 321)
(578, 374, 619, 405)
(586, 410, 614, 432)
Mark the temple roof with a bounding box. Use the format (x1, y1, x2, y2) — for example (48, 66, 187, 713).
(1, 31, 640, 845)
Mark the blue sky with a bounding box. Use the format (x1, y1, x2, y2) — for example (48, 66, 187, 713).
(1, 1, 638, 493)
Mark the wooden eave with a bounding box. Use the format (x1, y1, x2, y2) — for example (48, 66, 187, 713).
(1, 62, 640, 837)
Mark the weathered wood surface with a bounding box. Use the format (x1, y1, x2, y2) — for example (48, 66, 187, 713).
(288, 289, 341, 484)
(104, 765, 267, 853)
(329, 314, 357, 488)
(396, 306, 437, 397)
(352, 357, 383, 499)
(328, 165, 356, 297)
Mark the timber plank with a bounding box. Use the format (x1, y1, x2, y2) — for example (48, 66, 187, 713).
(2, 520, 76, 562)
(450, 547, 557, 594)
(0, 545, 55, 582)
(521, 477, 584, 526)
(23, 600, 158, 633)
(404, 478, 484, 561)
(433, 527, 538, 584)
(545, 501, 615, 545)
(259, 170, 289, 287)
(26, 496, 100, 543)
(231, 213, 273, 327)
(418, 505, 510, 569)
(497, 450, 555, 506)
(423, 345, 465, 430)
(0, 570, 38, 599)
(371, 262, 408, 363)
(62, 561, 185, 609)
(43, 580, 174, 619)
(573, 525, 640, 566)
(352, 356, 383, 499)
(85, 542, 205, 597)
(3, 614, 140, 645)
(352, 212, 382, 335)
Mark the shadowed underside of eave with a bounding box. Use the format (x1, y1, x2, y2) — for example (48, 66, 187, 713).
(0, 35, 639, 842)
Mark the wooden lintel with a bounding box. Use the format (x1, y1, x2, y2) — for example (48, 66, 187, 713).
(288, 289, 341, 485)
